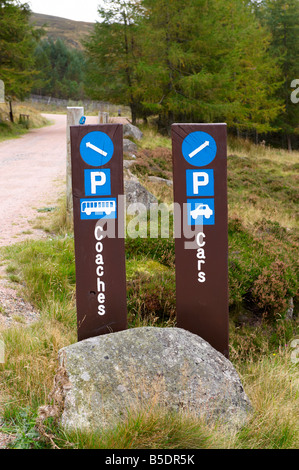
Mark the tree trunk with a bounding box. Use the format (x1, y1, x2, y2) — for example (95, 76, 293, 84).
(130, 104, 137, 125)
(9, 100, 14, 123)
(287, 134, 292, 152)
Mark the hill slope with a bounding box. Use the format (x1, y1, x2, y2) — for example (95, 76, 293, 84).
(30, 12, 95, 49)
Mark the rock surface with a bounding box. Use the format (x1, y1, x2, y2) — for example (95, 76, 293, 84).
(123, 159, 137, 169)
(123, 123, 143, 141)
(124, 180, 158, 210)
(56, 327, 252, 431)
(123, 138, 138, 156)
(148, 175, 173, 186)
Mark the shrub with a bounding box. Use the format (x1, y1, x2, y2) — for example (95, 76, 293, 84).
(127, 270, 176, 326)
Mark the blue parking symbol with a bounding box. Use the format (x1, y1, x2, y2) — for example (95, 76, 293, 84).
(182, 132, 217, 167)
(80, 131, 114, 167)
(186, 169, 214, 197)
(187, 199, 215, 226)
(80, 198, 117, 220)
(84, 169, 111, 196)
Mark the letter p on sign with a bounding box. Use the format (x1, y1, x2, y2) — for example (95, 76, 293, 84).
(193, 172, 209, 194)
(91, 171, 107, 194)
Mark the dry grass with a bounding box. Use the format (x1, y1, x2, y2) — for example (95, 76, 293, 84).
(0, 319, 75, 416)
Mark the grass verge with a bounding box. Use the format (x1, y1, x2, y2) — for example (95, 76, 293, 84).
(0, 102, 50, 142)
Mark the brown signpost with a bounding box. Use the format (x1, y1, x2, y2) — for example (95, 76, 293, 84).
(70, 124, 127, 341)
(171, 123, 229, 357)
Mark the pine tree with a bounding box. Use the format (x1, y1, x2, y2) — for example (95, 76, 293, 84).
(0, 0, 40, 119)
(140, 0, 282, 133)
(256, 0, 299, 150)
(33, 38, 86, 99)
(83, 0, 145, 124)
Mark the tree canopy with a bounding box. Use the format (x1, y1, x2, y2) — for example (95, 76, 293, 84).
(32, 38, 86, 100)
(0, 0, 40, 100)
(255, 0, 299, 149)
(83, 0, 293, 138)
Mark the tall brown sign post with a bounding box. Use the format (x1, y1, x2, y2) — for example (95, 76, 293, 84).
(172, 123, 229, 357)
(70, 124, 127, 341)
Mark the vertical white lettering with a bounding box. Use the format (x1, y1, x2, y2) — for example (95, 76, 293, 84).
(196, 232, 206, 247)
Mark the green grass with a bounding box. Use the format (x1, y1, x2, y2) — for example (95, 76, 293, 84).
(0, 134, 298, 449)
(0, 103, 50, 142)
(49, 406, 213, 449)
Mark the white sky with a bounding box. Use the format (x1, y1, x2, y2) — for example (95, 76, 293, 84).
(19, 0, 102, 23)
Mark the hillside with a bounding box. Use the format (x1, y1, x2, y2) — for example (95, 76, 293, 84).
(30, 12, 95, 50)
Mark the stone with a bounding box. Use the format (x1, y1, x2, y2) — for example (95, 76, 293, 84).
(286, 298, 294, 320)
(123, 139, 138, 157)
(123, 159, 137, 169)
(123, 123, 143, 141)
(148, 175, 173, 186)
(124, 180, 158, 211)
(124, 168, 139, 183)
(55, 327, 252, 432)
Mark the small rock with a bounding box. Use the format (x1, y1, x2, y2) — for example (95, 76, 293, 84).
(123, 139, 138, 156)
(286, 298, 294, 320)
(123, 159, 136, 169)
(124, 168, 139, 183)
(123, 123, 143, 141)
(148, 175, 173, 186)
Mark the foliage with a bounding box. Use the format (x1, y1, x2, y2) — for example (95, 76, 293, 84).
(255, 0, 299, 150)
(32, 38, 86, 100)
(84, 0, 283, 135)
(84, 0, 145, 124)
(0, 0, 41, 101)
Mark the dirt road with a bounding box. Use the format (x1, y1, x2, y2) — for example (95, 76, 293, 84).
(0, 114, 73, 246)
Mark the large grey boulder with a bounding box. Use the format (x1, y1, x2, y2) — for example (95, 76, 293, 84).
(123, 123, 143, 141)
(54, 327, 252, 432)
(124, 180, 158, 211)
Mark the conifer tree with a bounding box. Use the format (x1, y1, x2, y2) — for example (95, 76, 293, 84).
(84, 0, 145, 124)
(256, 0, 299, 150)
(0, 0, 40, 119)
(140, 0, 282, 132)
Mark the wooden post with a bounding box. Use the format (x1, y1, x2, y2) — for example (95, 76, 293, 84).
(172, 123, 229, 358)
(70, 124, 127, 341)
(66, 107, 84, 225)
(98, 111, 109, 124)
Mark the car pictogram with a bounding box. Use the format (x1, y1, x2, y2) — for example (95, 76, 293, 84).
(190, 203, 213, 220)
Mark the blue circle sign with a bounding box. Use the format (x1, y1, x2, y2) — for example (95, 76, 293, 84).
(80, 131, 114, 167)
(182, 131, 217, 167)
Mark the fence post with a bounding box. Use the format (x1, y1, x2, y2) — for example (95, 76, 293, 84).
(98, 111, 109, 124)
(0, 80, 4, 103)
(66, 106, 84, 225)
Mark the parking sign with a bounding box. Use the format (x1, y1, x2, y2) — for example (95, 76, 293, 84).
(172, 123, 229, 357)
(71, 124, 127, 341)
